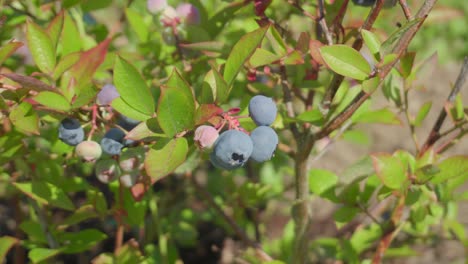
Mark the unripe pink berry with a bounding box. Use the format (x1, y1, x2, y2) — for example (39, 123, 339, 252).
(75, 140, 102, 162)
(176, 3, 201, 25)
(120, 172, 139, 188)
(97, 84, 119, 105)
(147, 0, 168, 14)
(95, 159, 121, 184)
(194, 125, 219, 150)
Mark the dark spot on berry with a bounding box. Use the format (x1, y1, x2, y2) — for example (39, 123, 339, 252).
(231, 153, 244, 162)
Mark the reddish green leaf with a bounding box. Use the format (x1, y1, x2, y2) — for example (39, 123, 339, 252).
(431, 156, 468, 184)
(320, 45, 371, 80)
(1, 73, 55, 92)
(372, 153, 408, 189)
(145, 138, 188, 181)
(46, 11, 65, 51)
(0, 41, 23, 66)
(114, 56, 154, 116)
(9, 102, 40, 135)
(399, 52, 416, 78)
(33, 91, 71, 111)
(413, 101, 432, 127)
(13, 181, 75, 210)
(353, 108, 401, 125)
(283, 50, 304, 65)
(68, 38, 111, 92)
(224, 26, 269, 86)
(26, 20, 56, 74)
(157, 69, 196, 137)
(195, 104, 223, 125)
(0, 236, 19, 261)
(249, 48, 281, 68)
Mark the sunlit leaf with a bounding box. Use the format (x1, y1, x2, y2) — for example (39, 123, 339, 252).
(114, 56, 155, 116)
(320, 45, 371, 80)
(26, 20, 56, 74)
(145, 138, 188, 181)
(224, 26, 269, 86)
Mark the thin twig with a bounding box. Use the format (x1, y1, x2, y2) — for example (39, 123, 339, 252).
(398, 0, 413, 20)
(279, 65, 300, 139)
(317, 0, 438, 141)
(321, 0, 386, 110)
(420, 56, 468, 155)
(317, 0, 334, 45)
(30, 199, 58, 249)
(190, 172, 273, 262)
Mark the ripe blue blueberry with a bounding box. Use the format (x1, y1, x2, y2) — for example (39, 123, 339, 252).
(248, 95, 277, 126)
(210, 130, 253, 170)
(118, 115, 140, 131)
(58, 118, 85, 146)
(100, 128, 125, 155)
(249, 126, 278, 162)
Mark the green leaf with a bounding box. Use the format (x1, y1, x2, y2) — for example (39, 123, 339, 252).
(33, 91, 71, 111)
(111, 97, 151, 121)
(353, 108, 401, 125)
(371, 153, 408, 189)
(157, 70, 196, 137)
(56, 205, 99, 229)
(125, 8, 149, 42)
(61, 12, 82, 56)
(145, 138, 188, 181)
(59, 229, 107, 253)
(399, 52, 416, 78)
(13, 181, 75, 211)
(29, 248, 62, 264)
(9, 102, 40, 135)
(53, 52, 81, 80)
(342, 130, 370, 146)
(224, 26, 269, 86)
(361, 29, 381, 59)
(46, 11, 65, 51)
(350, 224, 382, 253)
(295, 109, 324, 125)
(0, 41, 23, 66)
(26, 20, 56, 74)
(309, 169, 338, 201)
(114, 56, 154, 116)
(320, 45, 371, 80)
(362, 77, 380, 94)
(0, 236, 18, 261)
(380, 18, 422, 56)
(413, 101, 432, 126)
(208, 65, 229, 104)
(249, 48, 281, 68)
(431, 156, 468, 184)
(334, 206, 359, 225)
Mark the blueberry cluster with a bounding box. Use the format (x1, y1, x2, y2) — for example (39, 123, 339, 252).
(57, 113, 144, 187)
(200, 95, 279, 170)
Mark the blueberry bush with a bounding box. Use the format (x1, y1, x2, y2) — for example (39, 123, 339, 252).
(0, 0, 467, 263)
